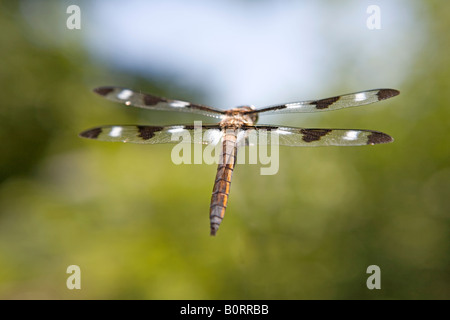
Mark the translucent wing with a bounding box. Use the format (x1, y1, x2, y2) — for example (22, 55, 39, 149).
(94, 86, 226, 119)
(237, 125, 393, 147)
(79, 125, 223, 145)
(247, 89, 399, 115)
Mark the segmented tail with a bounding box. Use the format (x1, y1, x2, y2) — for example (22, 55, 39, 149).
(209, 129, 238, 236)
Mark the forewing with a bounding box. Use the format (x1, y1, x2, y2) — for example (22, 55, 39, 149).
(94, 86, 226, 118)
(248, 89, 399, 115)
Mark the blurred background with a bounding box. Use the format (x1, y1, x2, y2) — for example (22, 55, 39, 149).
(0, 0, 448, 299)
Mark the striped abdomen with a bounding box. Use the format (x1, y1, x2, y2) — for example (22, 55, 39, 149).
(209, 129, 238, 236)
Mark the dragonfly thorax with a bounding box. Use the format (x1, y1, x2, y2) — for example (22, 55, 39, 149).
(221, 105, 258, 127)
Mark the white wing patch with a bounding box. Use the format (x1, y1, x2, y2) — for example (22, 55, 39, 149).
(109, 126, 123, 137)
(274, 128, 293, 135)
(285, 102, 300, 109)
(117, 89, 133, 100)
(354, 92, 367, 102)
(343, 130, 359, 141)
(170, 100, 190, 108)
(167, 126, 186, 134)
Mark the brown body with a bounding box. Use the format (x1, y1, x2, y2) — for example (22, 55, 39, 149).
(209, 107, 258, 236)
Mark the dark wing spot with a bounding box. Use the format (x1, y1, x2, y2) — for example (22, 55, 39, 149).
(93, 87, 115, 96)
(367, 132, 394, 145)
(137, 126, 164, 140)
(377, 89, 400, 100)
(311, 96, 340, 110)
(301, 129, 332, 142)
(79, 127, 102, 139)
(143, 94, 167, 106)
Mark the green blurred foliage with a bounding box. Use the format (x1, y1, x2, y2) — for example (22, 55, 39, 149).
(0, 1, 449, 299)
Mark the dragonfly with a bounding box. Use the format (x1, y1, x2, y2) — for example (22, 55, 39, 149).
(80, 86, 399, 236)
